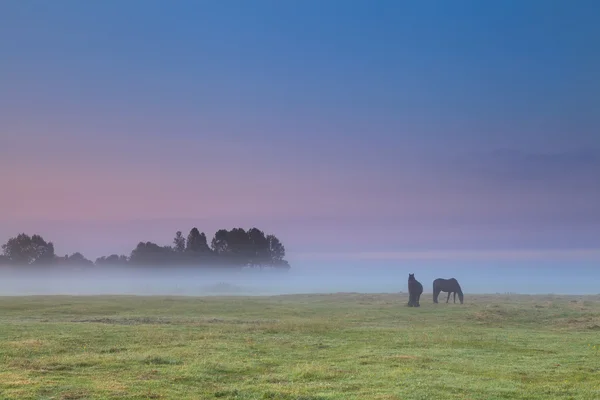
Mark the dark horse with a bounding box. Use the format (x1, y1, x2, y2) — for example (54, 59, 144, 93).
(407, 273, 423, 307)
(433, 278, 464, 304)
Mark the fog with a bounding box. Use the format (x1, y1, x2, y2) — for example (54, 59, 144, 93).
(0, 259, 598, 296)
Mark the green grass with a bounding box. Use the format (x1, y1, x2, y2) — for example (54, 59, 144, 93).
(1, 293, 600, 399)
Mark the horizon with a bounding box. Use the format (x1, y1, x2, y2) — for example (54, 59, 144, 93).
(2, 1, 600, 266)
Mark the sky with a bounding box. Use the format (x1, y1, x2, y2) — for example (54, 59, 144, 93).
(1, 0, 599, 262)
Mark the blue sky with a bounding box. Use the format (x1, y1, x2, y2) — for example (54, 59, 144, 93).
(1, 0, 599, 260)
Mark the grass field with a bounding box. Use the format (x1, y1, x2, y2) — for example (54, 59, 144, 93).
(1, 293, 599, 399)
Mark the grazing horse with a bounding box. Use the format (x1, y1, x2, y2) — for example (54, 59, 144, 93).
(433, 278, 464, 304)
(407, 273, 423, 307)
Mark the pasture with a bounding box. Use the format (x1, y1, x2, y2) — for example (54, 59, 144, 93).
(1, 293, 599, 399)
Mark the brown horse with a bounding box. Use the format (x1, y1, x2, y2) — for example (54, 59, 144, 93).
(433, 278, 464, 304)
(407, 273, 423, 307)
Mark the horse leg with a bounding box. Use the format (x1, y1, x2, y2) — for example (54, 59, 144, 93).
(446, 292, 450, 303)
(433, 288, 439, 303)
(415, 293, 420, 307)
(453, 292, 456, 303)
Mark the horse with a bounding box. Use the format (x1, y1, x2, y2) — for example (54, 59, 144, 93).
(407, 273, 423, 307)
(433, 278, 464, 304)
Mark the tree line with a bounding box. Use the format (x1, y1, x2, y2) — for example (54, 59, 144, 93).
(0, 227, 290, 269)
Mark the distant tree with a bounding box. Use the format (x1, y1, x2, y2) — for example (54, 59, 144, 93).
(31, 235, 55, 265)
(95, 254, 128, 266)
(1, 226, 290, 270)
(209, 228, 289, 268)
(1, 233, 55, 265)
(266, 234, 288, 268)
(95, 256, 107, 265)
(1, 233, 33, 265)
(61, 252, 94, 266)
(227, 228, 252, 265)
(198, 232, 209, 252)
(129, 242, 174, 265)
(210, 229, 230, 255)
(186, 228, 210, 253)
(210, 228, 251, 266)
(173, 231, 186, 253)
(247, 227, 270, 267)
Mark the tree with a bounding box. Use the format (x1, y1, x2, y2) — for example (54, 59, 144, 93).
(95, 254, 128, 266)
(208, 228, 290, 268)
(129, 242, 174, 265)
(186, 228, 210, 253)
(1, 226, 291, 269)
(1, 233, 55, 265)
(211, 229, 230, 255)
(210, 228, 252, 266)
(267, 234, 288, 268)
(62, 252, 94, 266)
(31, 234, 55, 265)
(1, 234, 30, 264)
(227, 228, 252, 264)
(247, 227, 270, 267)
(173, 231, 186, 253)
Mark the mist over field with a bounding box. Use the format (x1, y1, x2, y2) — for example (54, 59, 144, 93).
(1, 259, 598, 296)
